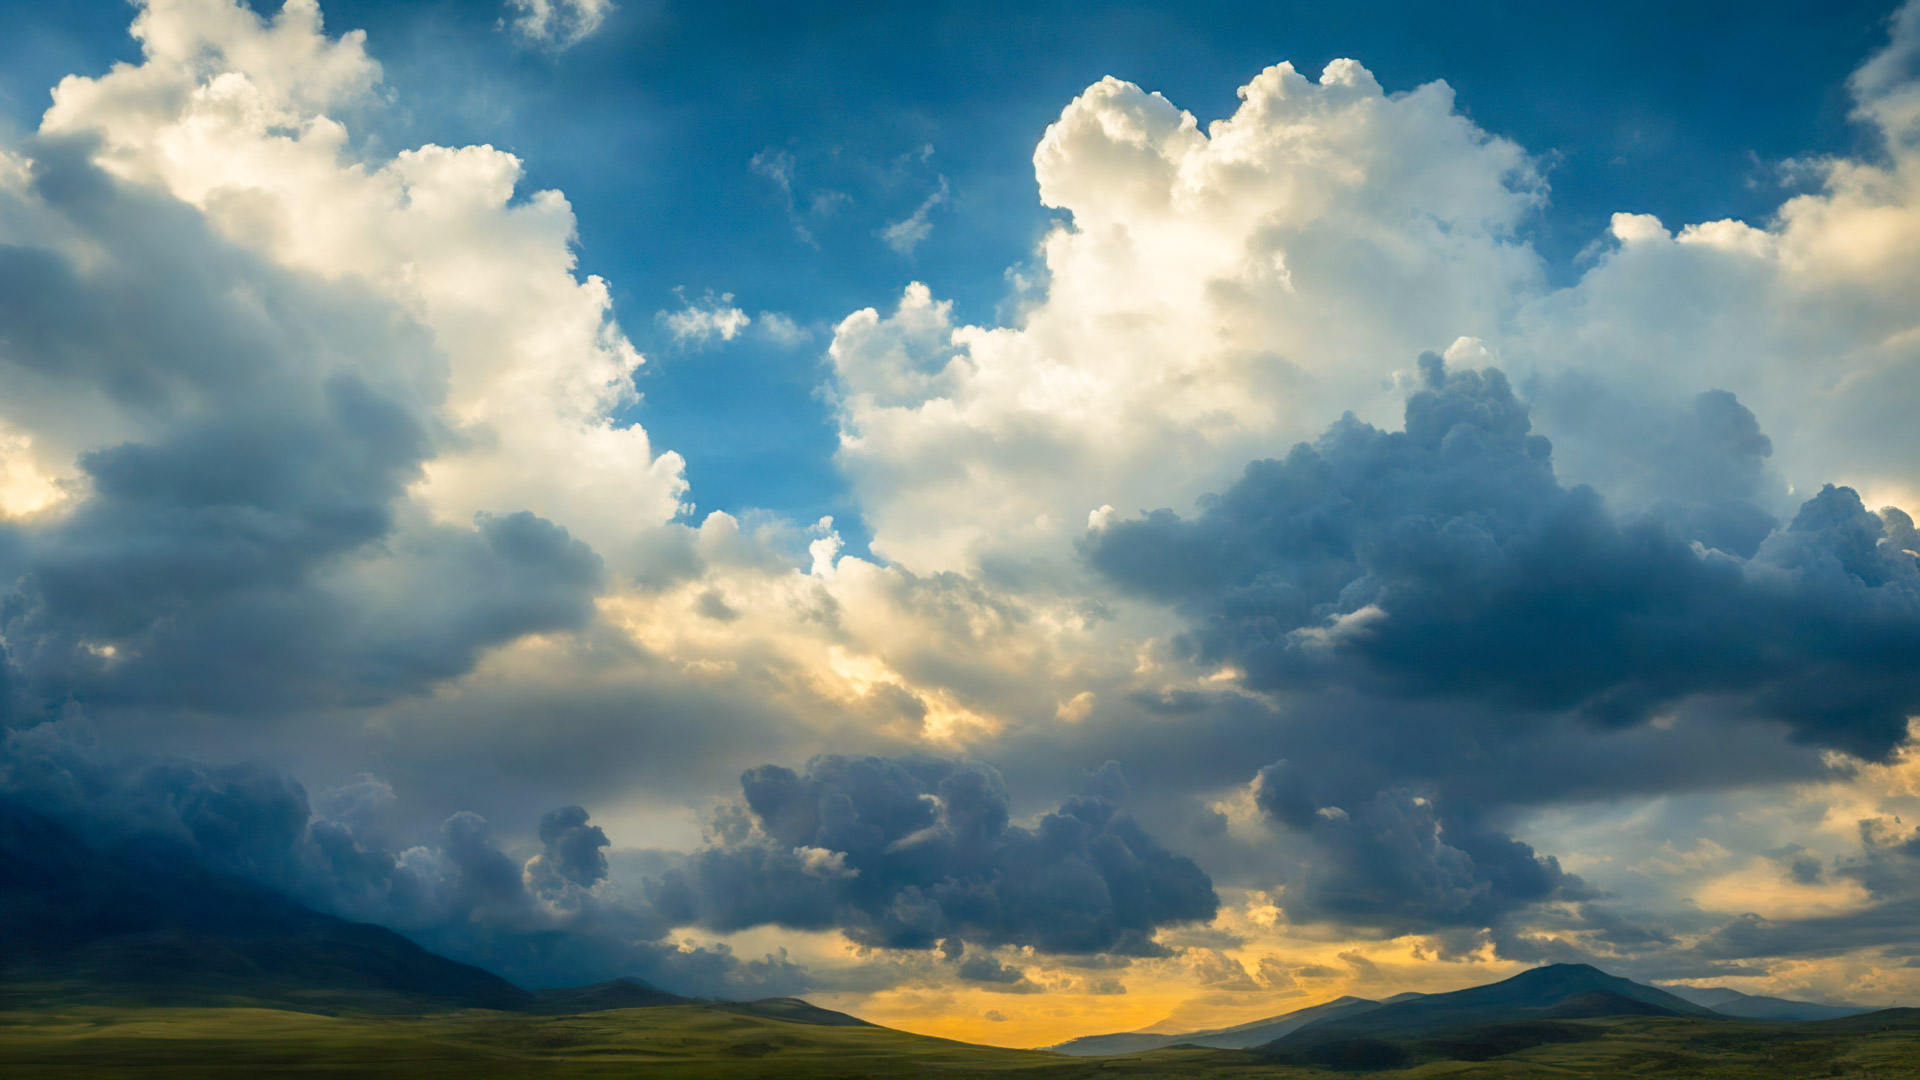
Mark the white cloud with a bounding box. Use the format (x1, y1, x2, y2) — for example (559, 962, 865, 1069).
(28, 0, 684, 563)
(794, 845, 859, 879)
(831, 61, 1543, 573)
(659, 291, 751, 345)
(503, 0, 614, 49)
(1506, 4, 1920, 513)
(880, 175, 949, 254)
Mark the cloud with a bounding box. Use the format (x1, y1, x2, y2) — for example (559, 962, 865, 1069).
(828, 61, 1544, 573)
(659, 291, 751, 345)
(751, 147, 847, 247)
(1257, 777, 1588, 934)
(7, 0, 1920, 1017)
(955, 952, 1043, 992)
(503, 0, 614, 49)
(756, 312, 812, 347)
(37, 0, 687, 563)
(0, 0, 695, 718)
(1089, 356, 1920, 762)
(647, 756, 1217, 955)
(0, 138, 606, 716)
(880, 176, 949, 255)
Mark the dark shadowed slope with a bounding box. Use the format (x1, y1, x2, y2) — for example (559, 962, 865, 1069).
(530, 977, 697, 1013)
(0, 798, 531, 1012)
(1664, 984, 1876, 1020)
(1049, 995, 1382, 1055)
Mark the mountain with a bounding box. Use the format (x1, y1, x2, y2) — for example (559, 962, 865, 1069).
(0, 799, 530, 1012)
(1257, 963, 1720, 1067)
(1048, 995, 1382, 1055)
(1275, 963, 1716, 1041)
(1663, 984, 1876, 1021)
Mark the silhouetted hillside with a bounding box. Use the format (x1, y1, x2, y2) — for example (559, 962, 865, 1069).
(1259, 963, 1719, 1068)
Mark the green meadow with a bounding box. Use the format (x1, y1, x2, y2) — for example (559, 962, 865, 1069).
(6, 1005, 1920, 1079)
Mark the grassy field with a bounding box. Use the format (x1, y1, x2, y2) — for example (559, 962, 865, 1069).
(5, 1005, 1920, 1078)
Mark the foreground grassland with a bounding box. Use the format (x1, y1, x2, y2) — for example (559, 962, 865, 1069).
(5, 1006, 1920, 1078)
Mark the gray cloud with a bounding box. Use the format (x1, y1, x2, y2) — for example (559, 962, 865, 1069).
(1255, 779, 1588, 934)
(647, 755, 1216, 955)
(1089, 354, 1920, 761)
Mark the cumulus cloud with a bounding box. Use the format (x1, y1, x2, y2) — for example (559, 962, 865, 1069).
(1089, 356, 1920, 761)
(0, 0, 684, 718)
(36, 0, 686, 560)
(0, 137, 605, 715)
(646, 756, 1216, 955)
(504, 0, 614, 49)
(829, 61, 1544, 573)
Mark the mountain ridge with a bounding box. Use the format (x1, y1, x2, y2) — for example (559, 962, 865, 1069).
(1662, 984, 1875, 1021)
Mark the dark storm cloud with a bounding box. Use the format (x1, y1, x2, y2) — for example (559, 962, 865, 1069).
(1253, 772, 1587, 933)
(954, 952, 1043, 992)
(533, 805, 612, 890)
(1088, 353, 1920, 761)
(648, 755, 1217, 955)
(0, 137, 605, 717)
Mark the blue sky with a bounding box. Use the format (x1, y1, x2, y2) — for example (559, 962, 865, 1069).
(4, 0, 1920, 1047)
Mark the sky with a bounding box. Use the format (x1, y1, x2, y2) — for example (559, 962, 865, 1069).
(1, 0, 1920, 1050)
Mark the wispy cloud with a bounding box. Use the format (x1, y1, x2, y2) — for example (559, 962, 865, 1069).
(503, 0, 614, 50)
(756, 312, 813, 347)
(752, 146, 849, 247)
(880, 176, 949, 254)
